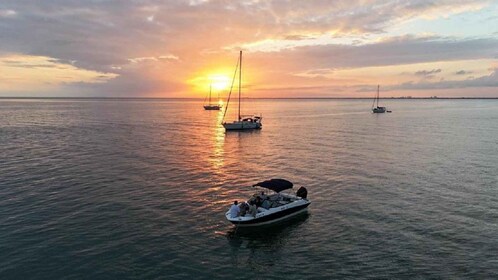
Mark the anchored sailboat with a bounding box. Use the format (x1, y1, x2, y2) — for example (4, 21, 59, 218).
(203, 83, 221, 110)
(222, 51, 262, 131)
(372, 85, 390, 113)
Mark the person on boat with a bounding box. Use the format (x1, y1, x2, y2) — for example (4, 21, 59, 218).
(259, 191, 268, 200)
(254, 196, 262, 207)
(229, 201, 240, 218)
(248, 201, 257, 217)
(239, 202, 248, 216)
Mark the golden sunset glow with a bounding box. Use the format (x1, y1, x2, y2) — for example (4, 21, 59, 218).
(189, 72, 233, 97)
(208, 74, 229, 91)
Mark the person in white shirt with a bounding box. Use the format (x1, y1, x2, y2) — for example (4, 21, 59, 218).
(249, 201, 257, 217)
(229, 201, 240, 218)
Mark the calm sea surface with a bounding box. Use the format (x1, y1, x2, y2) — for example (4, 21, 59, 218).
(1, 98, 497, 279)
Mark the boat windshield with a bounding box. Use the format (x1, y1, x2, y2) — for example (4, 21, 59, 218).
(248, 192, 296, 209)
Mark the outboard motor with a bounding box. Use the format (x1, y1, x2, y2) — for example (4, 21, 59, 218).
(296, 186, 308, 199)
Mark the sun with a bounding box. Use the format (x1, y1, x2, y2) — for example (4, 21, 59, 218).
(209, 74, 230, 91)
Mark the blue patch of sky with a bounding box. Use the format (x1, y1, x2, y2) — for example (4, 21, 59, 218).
(389, 3, 498, 38)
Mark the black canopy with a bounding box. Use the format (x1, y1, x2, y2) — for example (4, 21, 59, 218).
(253, 179, 293, 193)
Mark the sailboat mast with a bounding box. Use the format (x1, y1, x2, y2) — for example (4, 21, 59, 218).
(376, 85, 380, 107)
(209, 83, 212, 105)
(238, 50, 242, 121)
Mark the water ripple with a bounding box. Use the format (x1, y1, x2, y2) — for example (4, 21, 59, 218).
(1, 99, 497, 279)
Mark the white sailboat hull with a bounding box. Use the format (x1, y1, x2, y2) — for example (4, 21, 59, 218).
(372, 106, 386, 113)
(223, 120, 262, 130)
(204, 105, 221, 110)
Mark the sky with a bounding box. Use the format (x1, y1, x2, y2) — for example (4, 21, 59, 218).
(0, 0, 497, 98)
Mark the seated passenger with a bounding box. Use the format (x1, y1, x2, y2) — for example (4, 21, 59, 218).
(259, 191, 268, 200)
(248, 201, 257, 217)
(229, 201, 240, 218)
(254, 196, 262, 207)
(239, 202, 248, 216)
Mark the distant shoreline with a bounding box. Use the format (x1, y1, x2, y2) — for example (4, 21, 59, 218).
(1, 97, 498, 100)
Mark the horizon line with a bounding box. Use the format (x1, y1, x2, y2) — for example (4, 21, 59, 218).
(1, 97, 498, 100)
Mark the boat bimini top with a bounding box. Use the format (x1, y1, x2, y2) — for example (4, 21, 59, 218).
(252, 178, 293, 193)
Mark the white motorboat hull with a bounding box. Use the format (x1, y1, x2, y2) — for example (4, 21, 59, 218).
(226, 196, 310, 227)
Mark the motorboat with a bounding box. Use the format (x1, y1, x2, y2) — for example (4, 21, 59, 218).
(222, 51, 262, 131)
(225, 179, 310, 226)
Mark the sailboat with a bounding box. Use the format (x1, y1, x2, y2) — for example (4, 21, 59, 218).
(222, 51, 262, 131)
(372, 85, 390, 113)
(203, 84, 221, 110)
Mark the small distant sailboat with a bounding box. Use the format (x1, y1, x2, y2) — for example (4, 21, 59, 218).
(203, 84, 221, 110)
(222, 51, 262, 131)
(372, 85, 391, 113)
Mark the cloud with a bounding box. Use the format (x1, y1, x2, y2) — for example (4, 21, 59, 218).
(287, 57, 497, 96)
(412, 68, 442, 79)
(455, 70, 472, 75)
(0, 9, 17, 18)
(387, 68, 498, 90)
(0, 0, 496, 96)
(264, 36, 498, 74)
(415, 69, 442, 76)
(128, 55, 179, 63)
(0, 54, 117, 93)
(283, 34, 316, 40)
(1, 1, 491, 66)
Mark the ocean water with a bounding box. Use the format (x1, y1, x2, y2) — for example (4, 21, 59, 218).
(1, 98, 497, 279)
